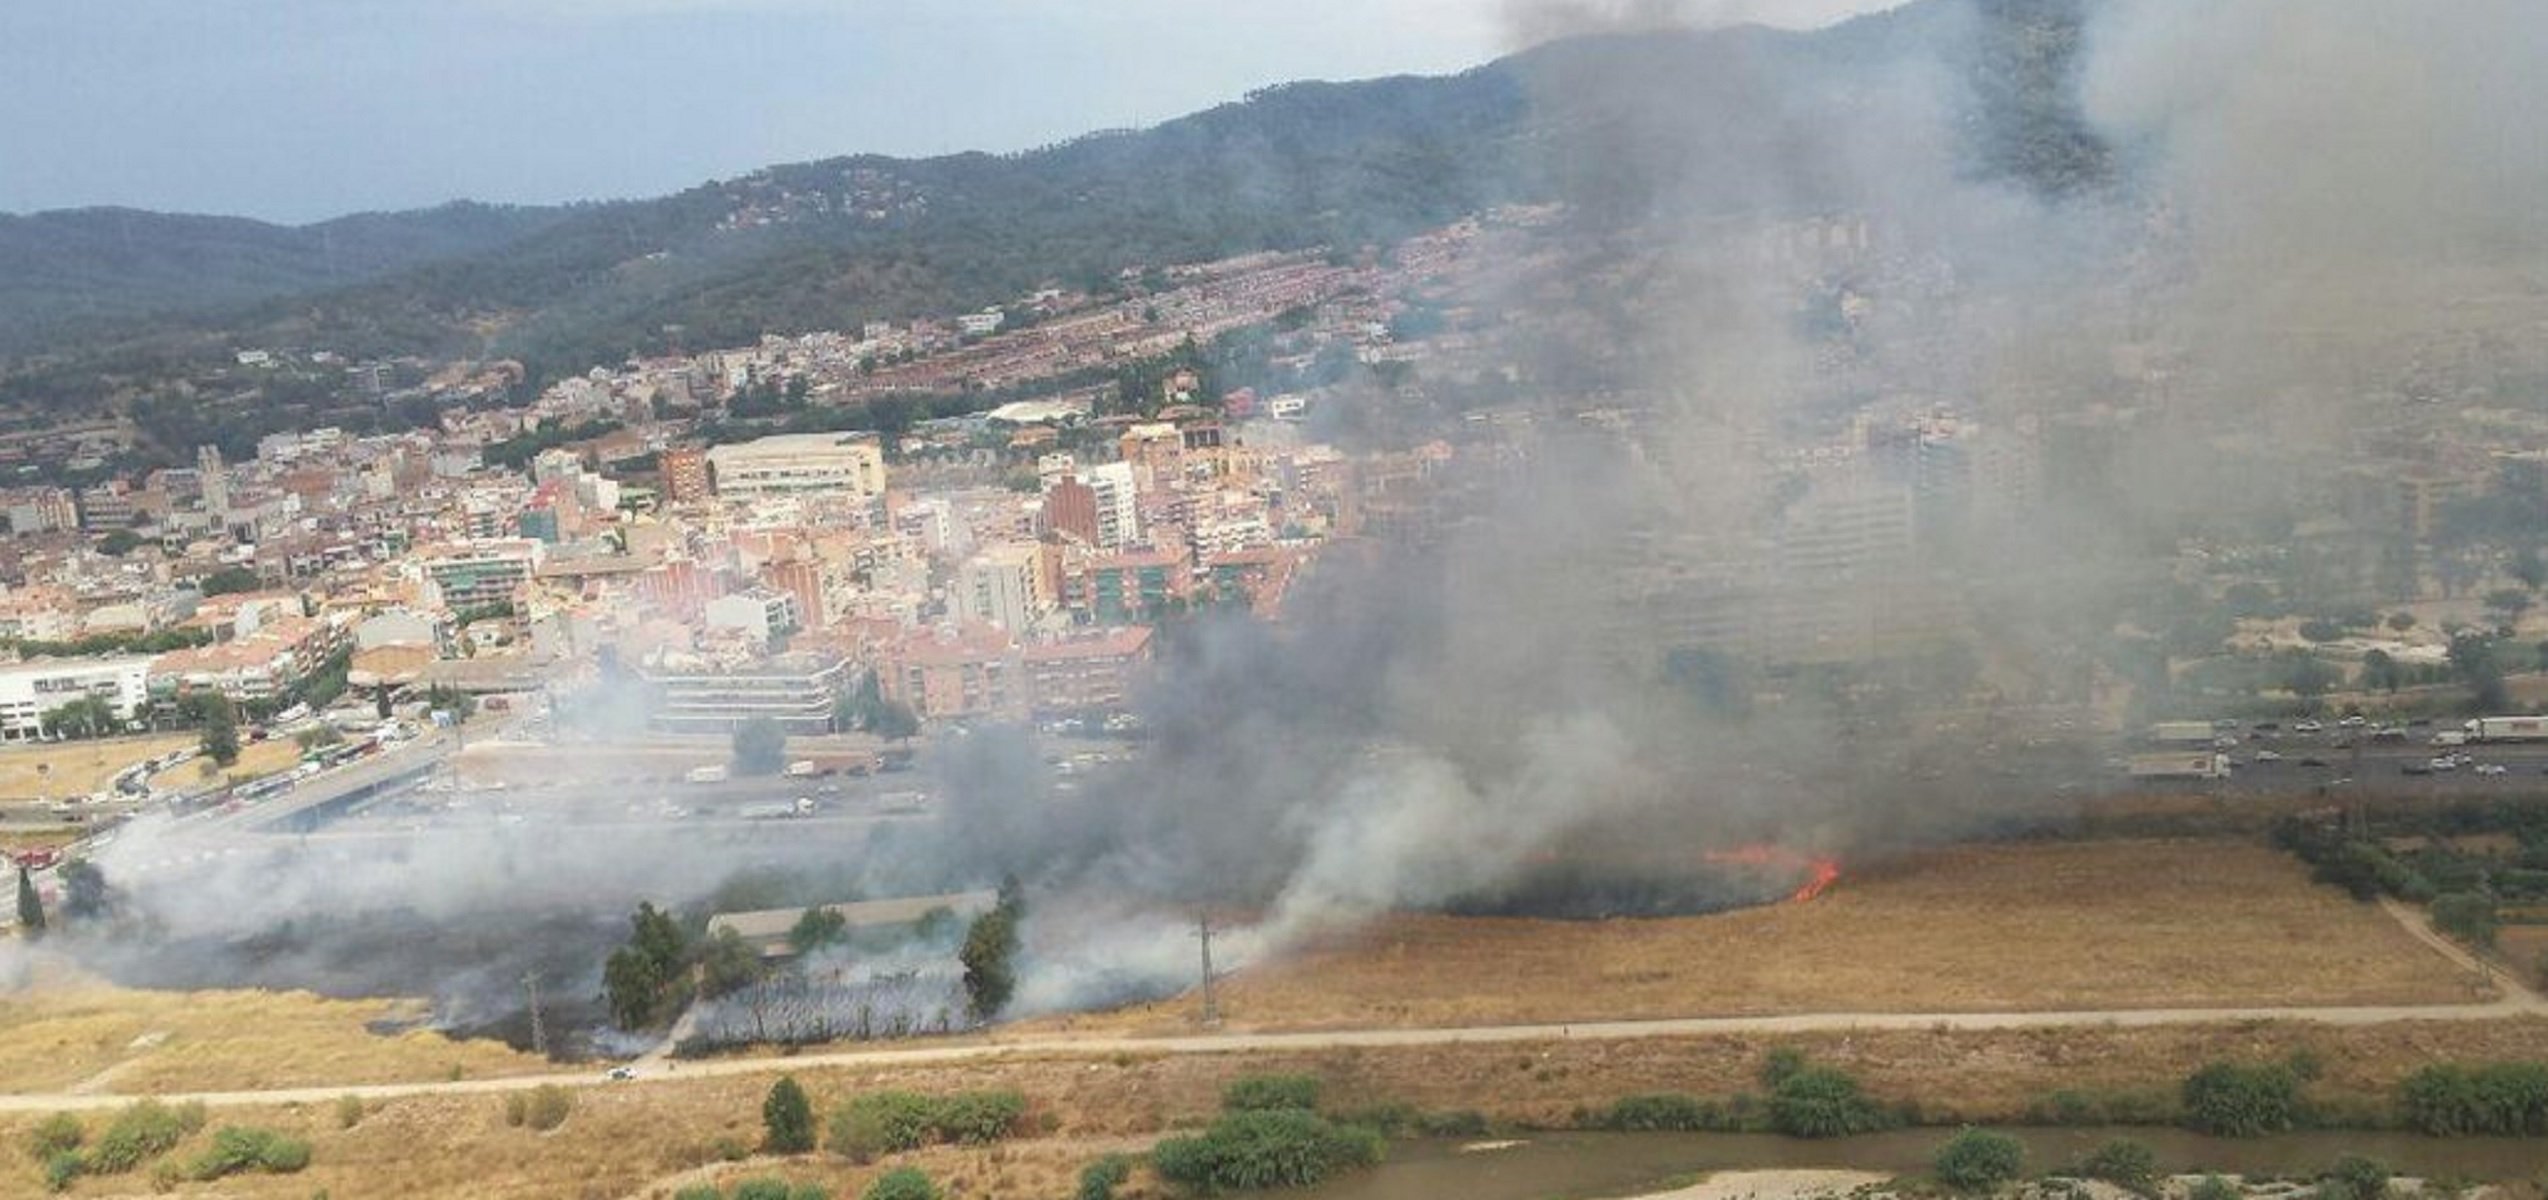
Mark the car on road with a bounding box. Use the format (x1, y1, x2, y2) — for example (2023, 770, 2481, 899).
(2294, 720, 2324, 733)
(604, 1066, 634, 1081)
(2402, 761, 2432, 775)
(2299, 757, 2328, 767)
(2477, 763, 2510, 776)
(2255, 750, 2283, 763)
(2430, 757, 2459, 772)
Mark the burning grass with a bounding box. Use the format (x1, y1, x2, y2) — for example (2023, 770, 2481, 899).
(0, 966, 551, 1093)
(1043, 839, 2474, 1035)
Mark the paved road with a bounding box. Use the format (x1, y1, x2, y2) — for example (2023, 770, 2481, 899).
(3, 902, 2537, 1114)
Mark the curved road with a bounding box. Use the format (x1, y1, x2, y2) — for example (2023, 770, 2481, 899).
(5, 901, 2540, 1114)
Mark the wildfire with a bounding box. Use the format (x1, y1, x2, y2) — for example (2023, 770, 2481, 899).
(1703, 844, 1842, 904)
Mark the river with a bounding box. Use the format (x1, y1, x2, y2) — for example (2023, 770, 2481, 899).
(1293, 1129, 2548, 1199)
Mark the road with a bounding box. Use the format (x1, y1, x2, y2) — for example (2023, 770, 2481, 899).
(2, 901, 2537, 1114)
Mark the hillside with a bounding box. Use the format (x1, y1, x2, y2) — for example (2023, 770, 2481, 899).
(0, 0, 2106, 419)
(0, 202, 566, 354)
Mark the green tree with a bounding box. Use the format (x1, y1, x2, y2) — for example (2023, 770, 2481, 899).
(2282, 655, 2341, 701)
(16, 864, 45, 938)
(602, 901, 692, 1029)
(698, 926, 767, 999)
(2431, 892, 2499, 948)
(96, 529, 145, 557)
(732, 716, 788, 776)
(789, 905, 847, 955)
(198, 566, 262, 596)
(2388, 611, 2417, 632)
(58, 860, 108, 921)
(869, 699, 920, 741)
(2449, 631, 2511, 712)
(960, 877, 1025, 1021)
(762, 1076, 816, 1154)
(199, 694, 240, 767)
(39, 695, 120, 740)
(2361, 648, 2401, 693)
(1932, 1127, 2024, 1191)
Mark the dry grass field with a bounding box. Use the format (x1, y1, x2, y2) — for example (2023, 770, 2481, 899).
(0, 968, 551, 1094)
(0, 734, 192, 800)
(9, 1016, 2548, 1199)
(1047, 839, 2474, 1035)
(142, 738, 300, 792)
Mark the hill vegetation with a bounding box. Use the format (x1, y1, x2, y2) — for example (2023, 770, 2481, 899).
(0, 0, 2108, 433)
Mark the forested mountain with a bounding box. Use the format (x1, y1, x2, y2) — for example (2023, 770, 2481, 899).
(0, 0, 2105, 405)
(0, 202, 566, 354)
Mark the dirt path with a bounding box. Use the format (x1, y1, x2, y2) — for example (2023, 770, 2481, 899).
(2377, 895, 2547, 1007)
(3, 986, 2541, 1114)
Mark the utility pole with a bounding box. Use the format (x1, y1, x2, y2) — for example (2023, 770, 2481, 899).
(523, 972, 547, 1057)
(1193, 912, 1220, 1028)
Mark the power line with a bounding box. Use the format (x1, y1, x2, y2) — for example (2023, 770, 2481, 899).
(1193, 912, 1220, 1028)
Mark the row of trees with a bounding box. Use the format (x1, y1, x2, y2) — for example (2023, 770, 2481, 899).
(601, 902, 766, 1030)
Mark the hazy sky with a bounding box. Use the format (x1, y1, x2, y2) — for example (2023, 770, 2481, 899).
(0, 1, 1907, 224)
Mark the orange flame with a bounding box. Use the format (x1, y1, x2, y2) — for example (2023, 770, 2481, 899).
(1703, 844, 1842, 904)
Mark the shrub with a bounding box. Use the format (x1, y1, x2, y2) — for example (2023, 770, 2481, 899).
(1076, 1153, 1136, 1200)
(1602, 1093, 1716, 1132)
(42, 1151, 84, 1193)
(2182, 1061, 2300, 1137)
(89, 1099, 206, 1173)
(765, 1076, 817, 1154)
(1334, 1101, 1417, 1136)
(790, 1186, 832, 1200)
(1223, 1074, 1322, 1113)
(2078, 1138, 2160, 1195)
(2432, 892, 2500, 948)
(1769, 1066, 1888, 1138)
(1760, 1046, 1809, 1088)
(734, 1180, 793, 1200)
(2400, 1061, 2548, 1136)
(673, 1187, 723, 1200)
(27, 1112, 83, 1158)
(503, 1092, 526, 1126)
(335, 1093, 367, 1129)
(1933, 1127, 2025, 1191)
(2320, 1155, 2391, 1200)
(863, 1167, 940, 1200)
(1415, 1109, 1491, 1137)
(1152, 1109, 1386, 1192)
(185, 1126, 313, 1180)
(830, 1091, 936, 1161)
(934, 1089, 1025, 1143)
(2189, 1176, 2243, 1200)
(520, 1084, 575, 1131)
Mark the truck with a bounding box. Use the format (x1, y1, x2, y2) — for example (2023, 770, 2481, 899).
(784, 760, 819, 778)
(2148, 721, 2219, 745)
(738, 797, 816, 820)
(2466, 716, 2548, 743)
(684, 765, 730, 785)
(2127, 753, 2232, 781)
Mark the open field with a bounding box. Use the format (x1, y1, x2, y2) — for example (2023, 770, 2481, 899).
(142, 737, 299, 792)
(0, 966, 552, 1094)
(0, 734, 191, 800)
(11, 1016, 2548, 1198)
(1040, 839, 2476, 1036)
